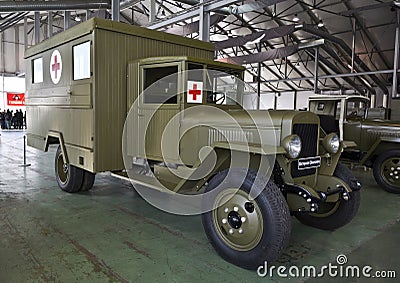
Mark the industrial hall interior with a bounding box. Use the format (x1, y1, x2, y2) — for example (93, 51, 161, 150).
(1, 0, 400, 282)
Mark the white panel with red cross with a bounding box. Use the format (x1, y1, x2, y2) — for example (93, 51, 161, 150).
(187, 81, 203, 104)
(50, 50, 63, 85)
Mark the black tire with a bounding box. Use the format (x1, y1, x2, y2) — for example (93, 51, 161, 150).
(55, 145, 83, 193)
(80, 171, 96, 192)
(295, 163, 361, 230)
(373, 150, 400, 194)
(202, 169, 291, 270)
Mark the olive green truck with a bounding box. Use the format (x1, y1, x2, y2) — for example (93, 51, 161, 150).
(25, 18, 361, 269)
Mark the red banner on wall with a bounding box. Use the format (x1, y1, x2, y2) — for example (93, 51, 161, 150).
(7, 93, 25, 106)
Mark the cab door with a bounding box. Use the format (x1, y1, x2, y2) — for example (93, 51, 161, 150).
(136, 62, 183, 162)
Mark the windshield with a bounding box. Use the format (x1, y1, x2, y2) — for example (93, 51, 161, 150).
(205, 69, 242, 106)
(187, 63, 243, 107)
(346, 99, 368, 120)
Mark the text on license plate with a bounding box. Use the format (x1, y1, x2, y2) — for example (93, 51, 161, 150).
(298, 156, 321, 170)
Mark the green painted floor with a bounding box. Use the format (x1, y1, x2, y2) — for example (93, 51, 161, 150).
(0, 131, 399, 282)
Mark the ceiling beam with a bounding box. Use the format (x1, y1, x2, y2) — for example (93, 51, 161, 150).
(147, 0, 241, 29)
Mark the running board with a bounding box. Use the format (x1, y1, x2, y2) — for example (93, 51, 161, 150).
(111, 171, 169, 193)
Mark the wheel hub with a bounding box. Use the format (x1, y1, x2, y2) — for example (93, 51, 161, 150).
(389, 166, 400, 180)
(63, 163, 69, 173)
(227, 211, 242, 229)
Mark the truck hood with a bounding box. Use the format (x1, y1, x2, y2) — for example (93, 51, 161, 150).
(182, 108, 319, 128)
(363, 119, 400, 128)
(362, 119, 400, 138)
(181, 107, 319, 145)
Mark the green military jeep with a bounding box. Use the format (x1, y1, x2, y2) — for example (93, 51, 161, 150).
(309, 95, 400, 194)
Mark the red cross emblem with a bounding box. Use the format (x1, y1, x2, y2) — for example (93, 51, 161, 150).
(52, 55, 60, 79)
(50, 50, 62, 84)
(187, 81, 203, 103)
(189, 84, 201, 100)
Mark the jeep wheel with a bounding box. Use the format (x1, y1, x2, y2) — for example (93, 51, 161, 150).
(295, 163, 361, 230)
(55, 145, 84, 193)
(373, 150, 400, 194)
(202, 169, 291, 270)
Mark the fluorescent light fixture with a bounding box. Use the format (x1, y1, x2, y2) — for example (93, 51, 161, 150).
(246, 34, 266, 45)
(298, 39, 325, 49)
(293, 14, 299, 22)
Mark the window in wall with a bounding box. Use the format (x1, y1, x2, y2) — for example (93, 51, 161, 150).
(32, 57, 43, 83)
(143, 66, 178, 104)
(73, 41, 91, 80)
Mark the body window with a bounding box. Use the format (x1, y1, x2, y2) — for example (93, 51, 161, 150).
(143, 66, 178, 104)
(32, 58, 43, 83)
(73, 41, 91, 80)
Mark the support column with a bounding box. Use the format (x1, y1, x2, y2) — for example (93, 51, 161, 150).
(64, 11, 70, 30)
(391, 10, 400, 106)
(111, 0, 120, 22)
(24, 16, 28, 50)
(34, 12, 40, 44)
(15, 26, 20, 73)
(48, 11, 53, 38)
(370, 94, 376, 108)
(351, 17, 356, 73)
(149, 0, 156, 22)
(199, 0, 210, 42)
(256, 43, 261, 110)
(314, 47, 319, 94)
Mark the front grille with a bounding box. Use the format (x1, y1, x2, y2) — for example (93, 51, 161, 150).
(291, 123, 318, 178)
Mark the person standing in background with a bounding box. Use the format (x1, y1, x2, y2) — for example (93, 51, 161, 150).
(4, 109, 11, 129)
(0, 110, 4, 129)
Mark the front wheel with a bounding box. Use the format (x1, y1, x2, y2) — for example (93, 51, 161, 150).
(202, 169, 291, 270)
(373, 150, 400, 194)
(295, 163, 361, 230)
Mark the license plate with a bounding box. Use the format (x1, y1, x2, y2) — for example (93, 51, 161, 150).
(298, 156, 321, 170)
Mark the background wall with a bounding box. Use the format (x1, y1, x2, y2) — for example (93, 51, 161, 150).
(0, 76, 26, 111)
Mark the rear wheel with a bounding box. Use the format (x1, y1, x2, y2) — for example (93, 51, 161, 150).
(55, 146, 84, 193)
(80, 171, 96, 191)
(373, 150, 400, 194)
(295, 163, 361, 230)
(202, 169, 291, 269)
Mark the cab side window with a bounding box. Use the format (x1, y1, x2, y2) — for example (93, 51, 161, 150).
(143, 66, 178, 104)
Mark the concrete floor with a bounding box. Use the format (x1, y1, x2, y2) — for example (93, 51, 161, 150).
(0, 130, 399, 283)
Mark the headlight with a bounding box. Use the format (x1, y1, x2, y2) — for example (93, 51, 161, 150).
(322, 133, 340, 154)
(282, 134, 302, 159)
